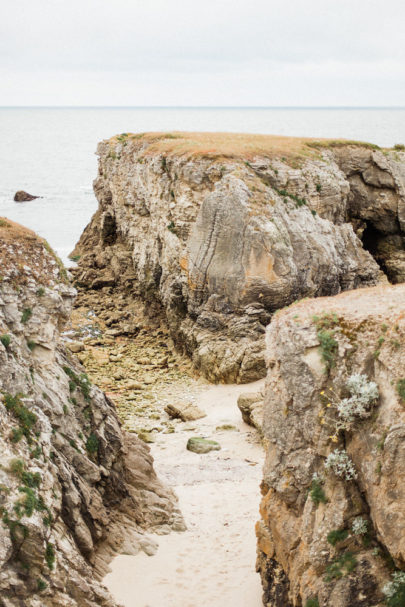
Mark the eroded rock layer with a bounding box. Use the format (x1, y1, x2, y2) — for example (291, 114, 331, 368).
(257, 283, 405, 606)
(73, 133, 405, 382)
(0, 219, 182, 607)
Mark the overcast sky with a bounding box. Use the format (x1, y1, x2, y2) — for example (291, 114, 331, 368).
(1, 0, 404, 106)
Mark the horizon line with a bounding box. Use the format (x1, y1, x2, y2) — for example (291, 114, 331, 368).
(1, 105, 405, 110)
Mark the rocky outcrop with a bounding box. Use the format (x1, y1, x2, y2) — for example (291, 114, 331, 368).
(13, 191, 39, 202)
(72, 133, 405, 382)
(237, 390, 264, 433)
(0, 218, 183, 607)
(257, 283, 405, 606)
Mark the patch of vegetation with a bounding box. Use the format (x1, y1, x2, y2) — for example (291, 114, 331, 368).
(21, 308, 33, 324)
(325, 449, 357, 481)
(43, 240, 68, 282)
(309, 475, 327, 506)
(274, 187, 308, 208)
(0, 334, 11, 348)
(393, 143, 405, 151)
(167, 221, 177, 234)
(14, 486, 45, 518)
(305, 599, 319, 607)
(327, 528, 349, 546)
(396, 379, 405, 403)
(27, 340, 37, 351)
(325, 551, 357, 582)
(62, 366, 91, 402)
(36, 287, 45, 297)
(383, 571, 405, 606)
(313, 313, 339, 372)
(69, 254, 81, 262)
(85, 433, 99, 455)
(0, 219, 10, 228)
(37, 578, 47, 592)
(316, 183, 322, 192)
(45, 542, 55, 570)
(4, 393, 37, 444)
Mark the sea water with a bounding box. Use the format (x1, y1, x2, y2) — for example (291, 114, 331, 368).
(1, 106, 404, 264)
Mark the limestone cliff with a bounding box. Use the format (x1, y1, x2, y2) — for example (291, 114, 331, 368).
(0, 219, 182, 607)
(257, 283, 405, 606)
(73, 133, 404, 383)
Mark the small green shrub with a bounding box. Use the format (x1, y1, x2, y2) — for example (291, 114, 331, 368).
(69, 254, 81, 262)
(309, 476, 327, 505)
(21, 308, 33, 324)
(325, 551, 357, 581)
(36, 287, 45, 297)
(37, 578, 47, 591)
(383, 571, 405, 606)
(45, 542, 55, 570)
(4, 393, 37, 444)
(63, 366, 91, 402)
(305, 599, 319, 607)
(0, 334, 11, 348)
(27, 340, 37, 351)
(86, 433, 99, 455)
(396, 379, 405, 403)
(327, 528, 349, 546)
(167, 221, 176, 234)
(318, 330, 338, 371)
(393, 143, 405, 151)
(316, 183, 322, 192)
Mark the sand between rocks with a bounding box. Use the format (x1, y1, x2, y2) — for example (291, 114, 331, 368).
(104, 380, 265, 607)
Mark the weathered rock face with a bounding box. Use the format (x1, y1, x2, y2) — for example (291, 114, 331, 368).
(0, 219, 182, 607)
(73, 133, 405, 382)
(257, 283, 405, 606)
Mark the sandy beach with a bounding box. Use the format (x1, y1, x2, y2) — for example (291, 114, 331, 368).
(104, 380, 265, 607)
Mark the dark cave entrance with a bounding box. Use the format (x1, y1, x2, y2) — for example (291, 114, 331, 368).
(361, 222, 380, 260)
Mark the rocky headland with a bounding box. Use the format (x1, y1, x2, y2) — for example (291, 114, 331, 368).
(72, 132, 405, 383)
(0, 218, 183, 607)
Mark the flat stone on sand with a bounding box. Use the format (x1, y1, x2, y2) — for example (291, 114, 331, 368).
(186, 437, 221, 454)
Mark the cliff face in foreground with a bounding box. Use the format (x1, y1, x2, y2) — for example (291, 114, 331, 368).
(73, 132, 405, 383)
(0, 219, 182, 607)
(257, 283, 405, 607)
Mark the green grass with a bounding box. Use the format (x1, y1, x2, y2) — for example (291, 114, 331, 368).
(325, 551, 357, 582)
(36, 287, 45, 297)
(21, 308, 33, 324)
(45, 542, 55, 570)
(62, 366, 91, 401)
(0, 334, 11, 348)
(4, 393, 38, 444)
(85, 433, 99, 455)
(327, 528, 349, 546)
(309, 478, 327, 506)
(396, 379, 405, 403)
(305, 599, 319, 607)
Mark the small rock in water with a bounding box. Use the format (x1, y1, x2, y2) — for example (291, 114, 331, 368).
(186, 437, 221, 454)
(165, 401, 206, 422)
(14, 190, 40, 202)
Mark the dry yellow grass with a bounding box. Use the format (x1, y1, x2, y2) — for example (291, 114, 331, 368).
(109, 131, 380, 161)
(0, 217, 67, 285)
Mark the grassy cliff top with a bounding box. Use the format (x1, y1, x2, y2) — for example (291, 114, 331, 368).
(0, 217, 67, 285)
(107, 131, 382, 161)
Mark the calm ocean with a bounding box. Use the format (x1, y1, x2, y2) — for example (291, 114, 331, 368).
(1, 107, 404, 264)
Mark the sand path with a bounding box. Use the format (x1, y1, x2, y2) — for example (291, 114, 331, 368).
(104, 379, 265, 607)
